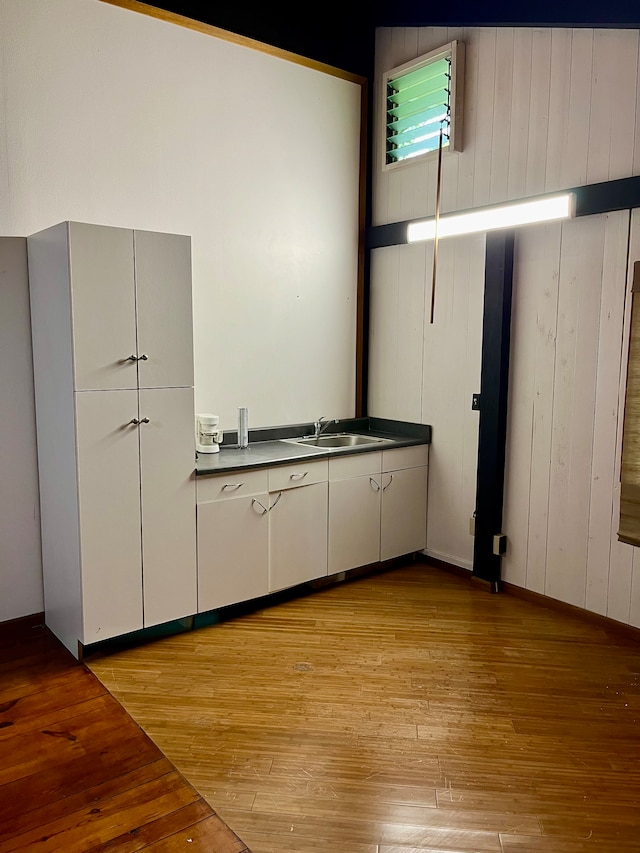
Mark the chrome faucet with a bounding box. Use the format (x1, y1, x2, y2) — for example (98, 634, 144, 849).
(314, 416, 338, 438)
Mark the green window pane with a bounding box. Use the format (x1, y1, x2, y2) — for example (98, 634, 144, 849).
(386, 52, 452, 165)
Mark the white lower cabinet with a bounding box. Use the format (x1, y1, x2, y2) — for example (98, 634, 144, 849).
(380, 446, 429, 561)
(195, 446, 428, 615)
(196, 459, 329, 607)
(267, 459, 329, 590)
(266, 459, 328, 591)
(196, 470, 270, 611)
(328, 445, 429, 572)
(328, 452, 383, 574)
(269, 480, 329, 591)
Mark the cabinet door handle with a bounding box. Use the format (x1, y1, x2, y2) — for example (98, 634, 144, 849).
(369, 477, 381, 491)
(138, 353, 148, 361)
(129, 417, 150, 426)
(289, 471, 308, 481)
(268, 491, 283, 511)
(140, 417, 150, 424)
(222, 482, 244, 491)
(126, 354, 138, 362)
(382, 473, 393, 491)
(252, 492, 283, 514)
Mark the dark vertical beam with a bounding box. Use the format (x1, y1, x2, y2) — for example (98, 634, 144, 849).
(355, 78, 370, 417)
(472, 230, 515, 588)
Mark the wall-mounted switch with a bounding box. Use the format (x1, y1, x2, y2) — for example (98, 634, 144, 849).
(472, 393, 481, 410)
(469, 516, 475, 536)
(493, 533, 507, 556)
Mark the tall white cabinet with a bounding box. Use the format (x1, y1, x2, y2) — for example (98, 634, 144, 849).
(28, 221, 197, 658)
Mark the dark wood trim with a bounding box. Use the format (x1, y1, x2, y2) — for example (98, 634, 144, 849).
(472, 231, 514, 585)
(365, 176, 640, 590)
(0, 611, 45, 637)
(470, 574, 499, 593)
(501, 580, 640, 644)
(355, 78, 369, 417)
(366, 220, 411, 249)
(98, 0, 366, 84)
(421, 554, 640, 641)
(573, 175, 640, 217)
(366, 175, 640, 250)
(419, 554, 498, 592)
(100, 0, 369, 420)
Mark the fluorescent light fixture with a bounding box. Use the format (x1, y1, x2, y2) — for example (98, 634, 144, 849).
(406, 193, 575, 242)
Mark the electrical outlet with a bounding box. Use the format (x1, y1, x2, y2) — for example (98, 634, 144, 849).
(472, 393, 481, 410)
(492, 533, 507, 556)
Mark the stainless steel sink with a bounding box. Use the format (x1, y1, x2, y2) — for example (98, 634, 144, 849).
(282, 433, 394, 448)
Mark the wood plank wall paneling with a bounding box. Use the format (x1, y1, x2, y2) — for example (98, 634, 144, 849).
(562, 29, 594, 188)
(592, 210, 635, 622)
(592, 30, 638, 183)
(369, 26, 640, 626)
(607, 210, 640, 623)
(489, 28, 514, 205)
(503, 221, 563, 594)
(456, 27, 479, 212)
(526, 29, 552, 196)
(376, 231, 481, 571)
(368, 241, 430, 423)
(420, 235, 485, 570)
(544, 28, 572, 193)
(396, 244, 427, 423)
(368, 245, 400, 415)
(545, 217, 605, 607)
(501, 210, 640, 625)
(586, 211, 632, 614)
(507, 28, 532, 201)
(373, 26, 640, 226)
(471, 28, 497, 210)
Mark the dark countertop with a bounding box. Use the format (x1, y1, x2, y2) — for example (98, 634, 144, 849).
(196, 417, 431, 475)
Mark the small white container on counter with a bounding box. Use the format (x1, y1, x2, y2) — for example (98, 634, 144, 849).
(238, 407, 249, 448)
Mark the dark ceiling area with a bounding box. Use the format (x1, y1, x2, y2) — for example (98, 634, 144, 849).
(144, 3, 376, 76)
(372, 0, 640, 27)
(145, 2, 640, 77)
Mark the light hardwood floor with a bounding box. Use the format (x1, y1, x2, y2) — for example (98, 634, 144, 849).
(87, 561, 640, 853)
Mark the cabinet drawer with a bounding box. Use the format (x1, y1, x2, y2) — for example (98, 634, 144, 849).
(382, 444, 428, 472)
(196, 469, 269, 503)
(268, 458, 328, 492)
(329, 451, 382, 481)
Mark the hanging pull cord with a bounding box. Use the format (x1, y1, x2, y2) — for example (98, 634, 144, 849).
(429, 124, 445, 324)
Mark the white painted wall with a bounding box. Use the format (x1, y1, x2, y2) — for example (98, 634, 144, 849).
(0, 239, 44, 620)
(0, 0, 360, 431)
(0, 0, 361, 621)
(370, 25, 640, 626)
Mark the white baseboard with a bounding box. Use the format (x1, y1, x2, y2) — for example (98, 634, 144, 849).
(421, 549, 472, 571)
